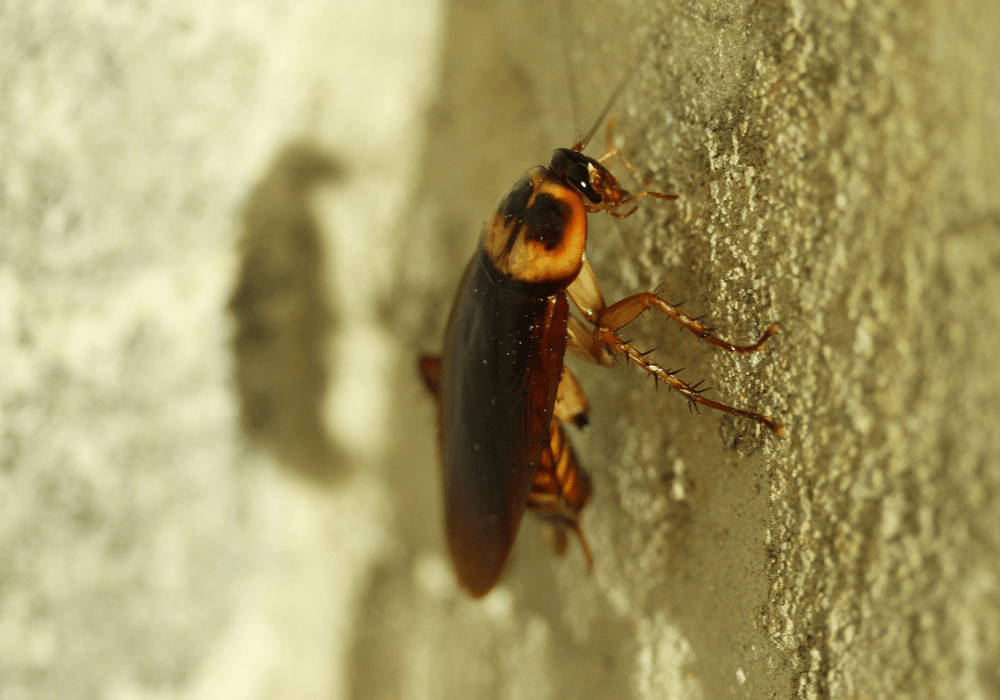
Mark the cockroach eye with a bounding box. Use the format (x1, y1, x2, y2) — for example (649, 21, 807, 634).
(567, 163, 602, 204)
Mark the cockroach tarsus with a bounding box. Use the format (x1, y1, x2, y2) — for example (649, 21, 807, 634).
(418, 99, 783, 598)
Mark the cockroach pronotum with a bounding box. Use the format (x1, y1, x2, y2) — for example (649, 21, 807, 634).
(418, 69, 784, 598)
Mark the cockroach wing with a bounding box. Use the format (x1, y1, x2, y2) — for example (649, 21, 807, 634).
(438, 249, 568, 597)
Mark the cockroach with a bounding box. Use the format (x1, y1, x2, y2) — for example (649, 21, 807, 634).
(419, 73, 783, 598)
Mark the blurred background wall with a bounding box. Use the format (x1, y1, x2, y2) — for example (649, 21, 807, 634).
(0, 1, 441, 698)
(2, 1, 1000, 699)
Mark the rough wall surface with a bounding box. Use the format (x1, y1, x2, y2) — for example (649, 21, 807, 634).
(2, 0, 999, 699)
(375, 0, 1000, 699)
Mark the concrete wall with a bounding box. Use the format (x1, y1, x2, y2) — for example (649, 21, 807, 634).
(2, 0, 998, 699)
(0, 1, 440, 699)
(375, 0, 1000, 698)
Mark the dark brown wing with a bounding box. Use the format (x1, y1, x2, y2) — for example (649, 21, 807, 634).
(437, 249, 568, 596)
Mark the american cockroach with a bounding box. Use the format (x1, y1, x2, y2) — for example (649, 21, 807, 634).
(419, 72, 783, 598)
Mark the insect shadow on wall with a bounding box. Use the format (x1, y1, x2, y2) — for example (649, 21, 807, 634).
(418, 47, 784, 598)
(229, 143, 347, 484)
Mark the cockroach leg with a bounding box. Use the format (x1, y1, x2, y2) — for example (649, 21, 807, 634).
(567, 315, 614, 365)
(566, 262, 782, 433)
(597, 119, 640, 182)
(568, 259, 777, 357)
(596, 119, 679, 214)
(418, 355, 442, 398)
(566, 257, 607, 325)
(527, 419, 594, 567)
(602, 191, 677, 219)
(542, 519, 594, 571)
(597, 328, 785, 435)
(554, 366, 591, 428)
(587, 189, 677, 219)
(547, 521, 569, 557)
(617, 189, 680, 208)
(567, 518, 594, 570)
(605, 205, 639, 219)
(599, 292, 780, 354)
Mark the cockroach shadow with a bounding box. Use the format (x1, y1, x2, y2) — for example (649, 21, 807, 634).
(228, 143, 347, 484)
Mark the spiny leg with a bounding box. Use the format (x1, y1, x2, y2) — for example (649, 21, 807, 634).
(566, 258, 783, 434)
(597, 328, 784, 435)
(566, 315, 614, 365)
(599, 292, 780, 354)
(570, 257, 777, 355)
(604, 189, 679, 219)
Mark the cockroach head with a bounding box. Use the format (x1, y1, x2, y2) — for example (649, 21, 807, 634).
(549, 148, 622, 208)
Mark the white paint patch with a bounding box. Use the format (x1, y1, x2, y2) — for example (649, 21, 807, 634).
(414, 551, 457, 600)
(634, 613, 703, 700)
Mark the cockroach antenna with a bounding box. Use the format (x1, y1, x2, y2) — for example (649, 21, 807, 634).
(558, 0, 582, 145)
(558, 0, 637, 153)
(574, 63, 638, 152)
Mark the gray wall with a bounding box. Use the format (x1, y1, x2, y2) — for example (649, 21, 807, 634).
(377, 0, 1000, 698)
(2, 0, 998, 699)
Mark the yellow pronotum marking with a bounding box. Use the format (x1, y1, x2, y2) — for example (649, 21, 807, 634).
(484, 167, 588, 286)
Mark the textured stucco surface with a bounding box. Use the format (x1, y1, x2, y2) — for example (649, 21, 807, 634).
(2, 0, 999, 699)
(370, 0, 1000, 699)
